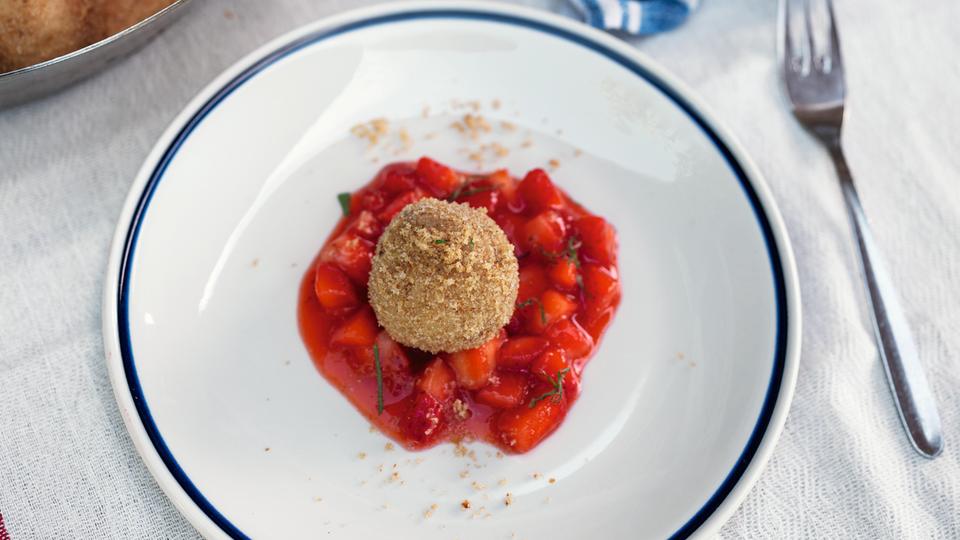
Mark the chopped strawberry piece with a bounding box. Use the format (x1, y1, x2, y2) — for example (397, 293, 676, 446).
(346, 210, 381, 240)
(531, 347, 580, 397)
(378, 163, 417, 194)
(576, 216, 617, 266)
(475, 371, 529, 409)
(461, 189, 498, 213)
(581, 306, 616, 344)
(488, 169, 519, 210)
(348, 332, 411, 378)
(531, 347, 569, 382)
(313, 263, 359, 310)
(404, 391, 445, 443)
(547, 319, 594, 360)
(517, 264, 548, 302)
(375, 331, 411, 373)
(416, 157, 461, 197)
(498, 336, 549, 368)
(496, 394, 565, 452)
(359, 189, 386, 213)
(446, 331, 504, 390)
(542, 289, 578, 321)
(582, 264, 620, 314)
(319, 233, 375, 285)
(518, 168, 564, 212)
(330, 307, 378, 348)
(495, 212, 529, 257)
(522, 211, 566, 253)
(417, 357, 456, 401)
(377, 189, 426, 224)
(525, 289, 577, 334)
(547, 257, 578, 290)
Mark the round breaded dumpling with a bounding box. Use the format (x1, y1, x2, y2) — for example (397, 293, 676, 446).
(368, 198, 519, 353)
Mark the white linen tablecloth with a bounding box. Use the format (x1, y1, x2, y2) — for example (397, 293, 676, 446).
(1, 0, 958, 537)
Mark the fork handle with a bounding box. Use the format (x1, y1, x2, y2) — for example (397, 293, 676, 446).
(828, 142, 943, 458)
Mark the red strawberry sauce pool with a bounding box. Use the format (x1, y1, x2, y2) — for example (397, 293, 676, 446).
(298, 157, 620, 453)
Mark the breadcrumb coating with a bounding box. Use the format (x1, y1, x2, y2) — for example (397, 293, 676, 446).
(368, 198, 518, 353)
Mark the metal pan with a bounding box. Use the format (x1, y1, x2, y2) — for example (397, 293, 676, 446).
(0, 0, 193, 109)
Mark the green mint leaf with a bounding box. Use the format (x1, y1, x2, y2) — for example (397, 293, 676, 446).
(337, 192, 352, 217)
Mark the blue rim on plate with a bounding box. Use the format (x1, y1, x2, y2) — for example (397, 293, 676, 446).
(117, 9, 788, 540)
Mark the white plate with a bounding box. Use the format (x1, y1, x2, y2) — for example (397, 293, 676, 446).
(103, 3, 800, 539)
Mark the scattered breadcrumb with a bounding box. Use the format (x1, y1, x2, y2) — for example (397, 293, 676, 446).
(498, 479, 508, 486)
(459, 469, 470, 479)
(314, 496, 323, 502)
(385, 443, 395, 451)
(520, 139, 533, 148)
(390, 471, 401, 482)
(350, 118, 389, 146)
(548, 478, 557, 484)
(491, 142, 509, 157)
(491, 98, 501, 110)
(461, 499, 472, 510)
(573, 148, 583, 157)
(264, 447, 270, 452)
(451, 113, 492, 140)
(471, 481, 486, 491)
(377, 464, 384, 473)
(357, 452, 367, 460)
(397, 129, 412, 152)
(532, 472, 542, 480)
(504, 493, 514, 506)
(548, 159, 560, 170)
(496, 452, 504, 459)
(500, 121, 515, 131)
(470, 506, 492, 519)
(250, 258, 259, 268)
(452, 399, 470, 421)
(424, 503, 439, 518)
(454, 441, 469, 458)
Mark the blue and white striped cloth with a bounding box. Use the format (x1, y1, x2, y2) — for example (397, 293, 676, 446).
(570, 0, 699, 35)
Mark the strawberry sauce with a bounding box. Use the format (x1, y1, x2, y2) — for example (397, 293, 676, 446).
(298, 157, 620, 453)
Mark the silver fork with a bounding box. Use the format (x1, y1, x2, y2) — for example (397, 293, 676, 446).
(780, 0, 943, 458)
